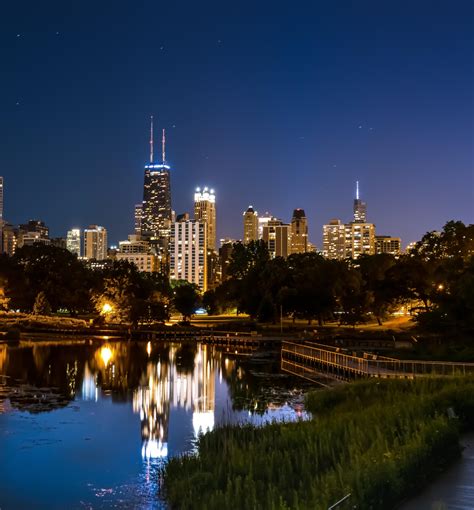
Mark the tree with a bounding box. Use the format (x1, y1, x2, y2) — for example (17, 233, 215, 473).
(33, 291, 52, 316)
(172, 281, 201, 321)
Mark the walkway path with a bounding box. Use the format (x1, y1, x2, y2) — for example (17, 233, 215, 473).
(401, 434, 474, 510)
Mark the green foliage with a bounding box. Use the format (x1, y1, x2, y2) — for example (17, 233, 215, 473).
(172, 281, 201, 320)
(33, 291, 52, 316)
(164, 377, 474, 510)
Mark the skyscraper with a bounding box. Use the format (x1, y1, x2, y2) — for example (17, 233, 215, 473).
(262, 218, 292, 258)
(353, 181, 367, 223)
(323, 219, 346, 259)
(134, 204, 143, 235)
(0, 177, 4, 221)
(243, 206, 258, 244)
(194, 187, 216, 251)
(84, 225, 108, 260)
(141, 117, 172, 242)
(169, 218, 208, 291)
(345, 222, 376, 258)
(66, 228, 81, 257)
(290, 209, 308, 254)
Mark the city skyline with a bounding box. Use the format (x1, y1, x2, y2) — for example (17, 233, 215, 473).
(1, 1, 472, 247)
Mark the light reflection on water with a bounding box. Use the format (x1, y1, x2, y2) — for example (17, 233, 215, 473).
(0, 340, 311, 509)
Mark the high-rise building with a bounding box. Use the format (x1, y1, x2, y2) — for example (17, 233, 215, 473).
(262, 218, 292, 258)
(323, 219, 346, 259)
(134, 204, 143, 235)
(353, 181, 367, 223)
(0, 177, 4, 221)
(194, 187, 216, 251)
(345, 222, 376, 258)
(66, 229, 81, 257)
(218, 241, 234, 282)
(243, 206, 258, 244)
(169, 219, 208, 291)
(0, 222, 17, 256)
(258, 213, 273, 239)
(290, 209, 308, 254)
(84, 225, 108, 260)
(375, 236, 402, 256)
(141, 117, 172, 242)
(17, 220, 50, 248)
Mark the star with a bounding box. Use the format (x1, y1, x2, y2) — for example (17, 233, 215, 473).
(358, 125, 362, 129)
(16, 33, 21, 38)
(172, 124, 176, 128)
(56, 31, 60, 35)
(217, 39, 222, 44)
(160, 46, 164, 50)
(15, 101, 20, 106)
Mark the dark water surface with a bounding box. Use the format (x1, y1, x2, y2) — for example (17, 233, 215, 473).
(0, 339, 310, 509)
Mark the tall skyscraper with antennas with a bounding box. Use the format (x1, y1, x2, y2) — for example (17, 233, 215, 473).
(141, 117, 172, 243)
(353, 180, 367, 223)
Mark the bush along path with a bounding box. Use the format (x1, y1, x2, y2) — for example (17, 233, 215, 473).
(163, 377, 474, 509)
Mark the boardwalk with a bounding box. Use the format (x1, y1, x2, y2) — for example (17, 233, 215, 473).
(281, 341, 474, 380)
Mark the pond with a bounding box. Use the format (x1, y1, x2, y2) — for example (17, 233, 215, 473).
(0, 339, 313, 509)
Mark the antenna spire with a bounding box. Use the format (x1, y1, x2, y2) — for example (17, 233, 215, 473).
(149, 115, 154, 163)
(162, 128, 166, 163)
(356, 180, 360, 200)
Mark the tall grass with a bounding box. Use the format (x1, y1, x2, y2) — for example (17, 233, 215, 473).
(164, 377, 474, 509)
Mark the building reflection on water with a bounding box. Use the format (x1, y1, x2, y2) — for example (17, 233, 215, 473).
(132, 344, 216, 459)
(1, 340, 304, 462)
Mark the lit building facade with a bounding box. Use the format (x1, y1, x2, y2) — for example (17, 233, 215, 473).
(0, 222, 17, 256)
(376, 236, 402, 255)
(258, 213, 273, 239)
(141, 121, 172, 242)
(194, 187, 216, 251)
(262, 218, 292, 258)
(290, 209, 308, 254)
(116, 252, 159, 272)
(66, 229, 81, 257)
(84, 225, 108, 260)
(169, 219, 208, 291)
(345, 222, 376, 258)
(243, 206, 258, 244)
(323, 219, 346, 259)
(134, 204, 143, 235)
(0, 177, 3, 221)
(17, 220, 50, 248)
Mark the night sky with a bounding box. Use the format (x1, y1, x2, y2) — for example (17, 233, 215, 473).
(1, 0, 473, 247)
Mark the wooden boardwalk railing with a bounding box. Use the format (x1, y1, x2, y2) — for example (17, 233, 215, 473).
(282, 341, 474, 380)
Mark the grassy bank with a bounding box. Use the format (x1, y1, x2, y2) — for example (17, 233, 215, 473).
(164, 377, 474, 509)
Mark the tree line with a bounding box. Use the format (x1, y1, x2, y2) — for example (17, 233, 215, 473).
(204, 220, 474, 333)
(0, 245, 200, 325)
(0, 220, 471, 333)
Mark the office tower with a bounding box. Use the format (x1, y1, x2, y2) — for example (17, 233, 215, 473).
(0, 177, 3, 220)
(66, 229, 81, 257)
(17, 220, 50, 248)
(323, 219, 346, 259)
(141, 117, 172, 242)
(353, 181, 367, 223)
(243, 206, 258, 244)
(116, 235, 159, 272)
(84, 225, 108, 260)
(169, 218, 208, 291)
(375, 236, 402, 255)
(134, 204, 143, 235)
(0, 222, 18, 256)
(290, 209, 308, 254)
(258, 213, 273, 239)
(262, 218, 292, 258)
(345, 222, 376, 258)
(218, 241, 234, 282)
(194, 187, 216, 251)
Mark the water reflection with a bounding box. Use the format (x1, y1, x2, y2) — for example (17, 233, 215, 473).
(0, 339, 310, 509)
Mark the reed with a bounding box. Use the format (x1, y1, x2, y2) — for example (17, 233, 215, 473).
(164, 377, 474, 509)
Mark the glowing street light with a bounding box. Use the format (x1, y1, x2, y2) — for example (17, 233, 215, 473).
(101, 303, 113, 315)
